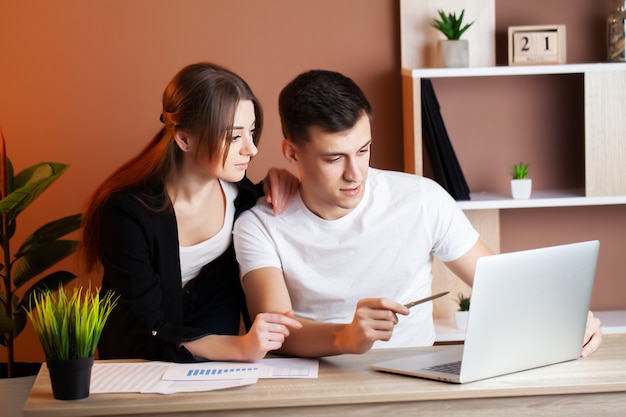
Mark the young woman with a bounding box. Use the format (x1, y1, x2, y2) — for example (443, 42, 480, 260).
(81, 63, 301, 362)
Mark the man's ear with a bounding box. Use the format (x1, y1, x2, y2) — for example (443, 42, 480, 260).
(281, 139, 299, 163)
(173, 130, 191, 152)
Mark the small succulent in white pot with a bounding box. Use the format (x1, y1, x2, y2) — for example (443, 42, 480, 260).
(455, 292, 470, 329)
(511, 162, 532, 199)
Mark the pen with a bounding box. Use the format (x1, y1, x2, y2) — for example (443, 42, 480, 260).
(403, 291, 450, 309)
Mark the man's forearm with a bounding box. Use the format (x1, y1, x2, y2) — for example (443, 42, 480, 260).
(276, 317, 350, 358)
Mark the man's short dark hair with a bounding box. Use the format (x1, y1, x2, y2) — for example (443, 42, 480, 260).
(278, 69, 372, 145)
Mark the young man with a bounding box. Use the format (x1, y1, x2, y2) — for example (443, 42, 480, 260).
(233, 69, 602, 358)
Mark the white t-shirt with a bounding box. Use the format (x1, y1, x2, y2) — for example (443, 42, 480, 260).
(179, 180, 237, 287)
(233, 168, 479, 348)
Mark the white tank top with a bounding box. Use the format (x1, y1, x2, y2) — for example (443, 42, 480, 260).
(179, 180, 237, 287)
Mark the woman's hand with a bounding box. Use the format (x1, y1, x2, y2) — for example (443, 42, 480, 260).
(238, 312, 302, 361)
(263, 168, 299, 215)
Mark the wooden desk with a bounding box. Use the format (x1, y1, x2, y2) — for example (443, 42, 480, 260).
(24, 334, 626, 417)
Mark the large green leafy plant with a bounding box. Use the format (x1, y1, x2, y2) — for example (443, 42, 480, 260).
(0, 129, 82, 377)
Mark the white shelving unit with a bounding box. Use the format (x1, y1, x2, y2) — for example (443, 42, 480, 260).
(400, 0, 626, 320)
(404, 62, 626, 319)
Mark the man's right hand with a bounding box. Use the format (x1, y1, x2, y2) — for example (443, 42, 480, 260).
(337, 298, 409, 354)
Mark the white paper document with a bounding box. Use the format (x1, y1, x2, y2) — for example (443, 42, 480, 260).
(257, 357, 319, 378)
(89, 357, 318, 395)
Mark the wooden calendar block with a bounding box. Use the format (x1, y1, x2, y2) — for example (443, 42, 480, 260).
(508, 25, 566, 66)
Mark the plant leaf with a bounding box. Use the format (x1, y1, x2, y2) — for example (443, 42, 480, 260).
(0, 292, 19, 345)
(15, 214, 83, 258)
(0, 314, 15, 334)
(13, 162, 68, 188)
(458, 22, 474, 39)
(431, 8, 473, 40)
(12, 239, 79, 289)
(11, 271, 77, 339)
(16, 270, 78, 313)
(0, 162, 69, 220)
(455, 10, 465, 32)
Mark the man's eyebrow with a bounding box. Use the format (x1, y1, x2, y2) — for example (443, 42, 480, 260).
(319, 151, 345, 157)
(319, 139, 372, 157)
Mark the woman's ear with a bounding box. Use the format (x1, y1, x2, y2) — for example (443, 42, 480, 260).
(281, 139, 299, 163)
(173, 130, 191, 152)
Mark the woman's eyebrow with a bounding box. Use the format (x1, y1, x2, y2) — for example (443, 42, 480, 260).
(231, 121, 256, 130)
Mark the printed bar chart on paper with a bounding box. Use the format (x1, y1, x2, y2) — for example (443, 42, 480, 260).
(163, 363, 261, 381)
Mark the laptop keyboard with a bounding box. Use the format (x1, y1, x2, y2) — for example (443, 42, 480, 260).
(424, 361, 462, 375)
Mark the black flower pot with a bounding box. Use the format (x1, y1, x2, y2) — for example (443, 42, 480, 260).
(46, 356, 94, 400)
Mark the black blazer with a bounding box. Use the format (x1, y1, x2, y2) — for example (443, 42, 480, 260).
(97, 178, 261, 362)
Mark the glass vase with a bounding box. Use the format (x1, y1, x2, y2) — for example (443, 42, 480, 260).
(608, 0, 626, 62)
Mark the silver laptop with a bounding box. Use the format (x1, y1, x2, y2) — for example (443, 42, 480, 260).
(370, 240, 599, 383)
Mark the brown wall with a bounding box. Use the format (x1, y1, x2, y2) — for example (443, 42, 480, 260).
(0, 0, 623, 363)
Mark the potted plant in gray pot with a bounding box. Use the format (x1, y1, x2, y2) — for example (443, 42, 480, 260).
(26, 285, 117, 400)
(0, 129, 83, 379)
(431, 9, 474, 68)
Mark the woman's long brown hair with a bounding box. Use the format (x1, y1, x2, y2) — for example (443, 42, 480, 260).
(81, 63, 263, 273)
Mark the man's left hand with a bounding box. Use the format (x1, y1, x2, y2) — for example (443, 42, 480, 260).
(581, 310, 602, 357)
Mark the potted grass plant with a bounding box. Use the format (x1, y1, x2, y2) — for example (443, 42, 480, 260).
(431, 9, 475, 68)
(511, 162, 532, 199)
(455, 292, 471, 329)
(0, 128, 83, 379)
(26, 285, 117, 400)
